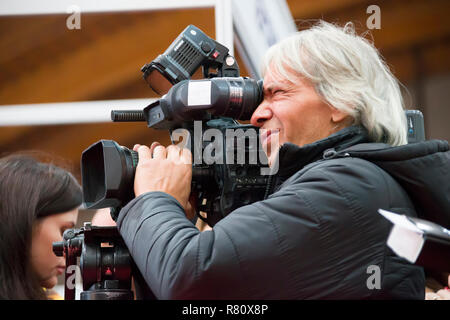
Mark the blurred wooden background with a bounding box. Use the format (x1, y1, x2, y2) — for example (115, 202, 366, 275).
(1, 0, 449, 182)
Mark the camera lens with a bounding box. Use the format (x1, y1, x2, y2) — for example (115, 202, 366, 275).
(209, 77, 263, 120)
(81, 140, 138, 209)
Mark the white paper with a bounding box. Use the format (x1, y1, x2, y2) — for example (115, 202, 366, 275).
(378, 209, 421, 233)
(378, 209, 425, 263)
(188, 81, 211, 106)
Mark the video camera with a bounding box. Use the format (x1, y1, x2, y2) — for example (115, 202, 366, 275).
(82, 25, 268, 225)
(53, 25, 427, 300)
(53, 25, 270, 300)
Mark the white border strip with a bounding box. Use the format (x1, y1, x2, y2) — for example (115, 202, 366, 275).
(0, 99, 156, 126)
(0, 0, 217, 15)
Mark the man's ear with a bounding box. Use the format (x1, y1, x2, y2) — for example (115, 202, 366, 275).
(330, 106, 349, 124)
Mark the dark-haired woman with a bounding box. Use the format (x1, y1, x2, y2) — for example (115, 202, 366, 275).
(0, 154, 82, 300)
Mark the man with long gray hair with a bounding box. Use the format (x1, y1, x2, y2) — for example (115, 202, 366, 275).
(116, 21, 449, 299)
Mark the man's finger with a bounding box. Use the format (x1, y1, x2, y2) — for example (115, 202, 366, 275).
(184, 200, 195, 220)
(167, 145, 181, 162)
(153, 145, 167, 159)
(149, 141, 161, 156)
(136, 145, 152, 161)
(180, 147, 192, 165)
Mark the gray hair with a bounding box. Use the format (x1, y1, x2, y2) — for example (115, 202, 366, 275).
(262, 21, 407, 146)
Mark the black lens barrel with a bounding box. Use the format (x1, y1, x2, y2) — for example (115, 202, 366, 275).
(81, 140, 138, 210)
(210, 77, 263, 120)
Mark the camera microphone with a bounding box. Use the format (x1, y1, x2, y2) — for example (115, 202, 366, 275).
(110, 110, 145, 122)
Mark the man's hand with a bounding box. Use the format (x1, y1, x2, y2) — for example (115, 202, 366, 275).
(133, 142, 192, 211)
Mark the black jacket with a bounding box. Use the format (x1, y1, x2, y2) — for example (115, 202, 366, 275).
(117, 126, 449, 299)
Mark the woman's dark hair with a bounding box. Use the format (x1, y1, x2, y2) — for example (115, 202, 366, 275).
(0, 152, 82, 299)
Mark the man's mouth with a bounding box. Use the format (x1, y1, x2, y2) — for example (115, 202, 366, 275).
(260, 129, 280, 147)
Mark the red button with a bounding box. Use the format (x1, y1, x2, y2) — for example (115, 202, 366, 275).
(212, 51, 220, 59)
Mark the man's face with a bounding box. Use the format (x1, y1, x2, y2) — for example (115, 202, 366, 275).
(251, 65, 345, 164)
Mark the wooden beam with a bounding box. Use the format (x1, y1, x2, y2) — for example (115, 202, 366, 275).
(286, 0, 370, 20)
(0, 127, 35, 146)
(311, 0, 450, 52)
(0, 9, 215, 104)
(0, 15, 65, 66)
(384, 37, 450, 83)
(287, 0, 450, 83)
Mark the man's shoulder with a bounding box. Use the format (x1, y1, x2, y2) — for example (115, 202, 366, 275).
(274, 154, 397, 203)
(292, 155, 385, 183)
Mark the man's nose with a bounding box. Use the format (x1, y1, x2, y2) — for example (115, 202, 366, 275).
(250, 101, 272, 127)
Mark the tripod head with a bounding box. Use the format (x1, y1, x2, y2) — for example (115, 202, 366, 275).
(53, 222, 133, 300)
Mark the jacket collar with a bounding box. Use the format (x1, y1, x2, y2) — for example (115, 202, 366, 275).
(275, 125, 370, 179)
